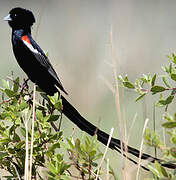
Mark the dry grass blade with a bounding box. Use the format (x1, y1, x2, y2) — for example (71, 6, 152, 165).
(24, 109, 29, 180)
(121, 113, 138, 175)
(95, 128, 114, 180)
(106, 158, 110, 180)
(110, 25, 126, 173)
(29, 84, 36, 180)
(136, 118, 149, 179)
(127, 113, 138, 143)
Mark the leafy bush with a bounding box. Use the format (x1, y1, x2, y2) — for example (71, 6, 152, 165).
(119, 53, 176, 179)
(0, 76, 113, 179)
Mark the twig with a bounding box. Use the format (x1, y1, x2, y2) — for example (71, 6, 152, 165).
(0, 98, 11, 105)
(68, 151, 86, 179)
(50, 122, 58, 132)
(66, 170, 84, 180)
(20, 78, 29, 93)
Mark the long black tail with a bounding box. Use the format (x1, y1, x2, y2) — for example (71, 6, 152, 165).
(61, 95, 176, 170)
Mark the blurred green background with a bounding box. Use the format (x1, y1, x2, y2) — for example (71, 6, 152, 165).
(1, 0, 176, 179)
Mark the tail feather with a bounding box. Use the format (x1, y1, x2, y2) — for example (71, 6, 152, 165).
(61, 95, 176, 169)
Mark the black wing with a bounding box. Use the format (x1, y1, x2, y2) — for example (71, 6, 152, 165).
(22, 34, 68, 95)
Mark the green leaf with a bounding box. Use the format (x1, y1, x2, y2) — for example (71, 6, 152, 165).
(151, 86, 166, 93)
(162, 122, 176, 128)
(48, 92, 59, 104)
(20, 127, 26, 137)
(0, 152, 8, 160)
(172, 53, 176, 64)
(135, 79, 141, 88)
(19, 100, 28, 110)
(92, 153, 103, 161)
(171, 73, 176, 81)
(8, 148, 15, 154)
(48, 163, 57, 174)
(169, 63, 172, 73)
(2, 80, 10, 89)
(16, 141, 25, 149)
(91, 162, 98, 167)
(48, 142, 60, 151)
(89, 150, 96, 157)
(13, 77, 20, 92)
(75, 139, 86, 158)
(151, 74, 156, 86)
(154, 161, 168, 177)
(158, 95, 174, 105)
(118, 75, 124, 82)
(13, 133, 20, 142)
(5, 89, 16, 97)
(0, 138, 10, 144)
(47, 115, 60, 122)
(124, 75, 128, 81)
(136, 93, 146, 102)
(66, 138, 75, 149)
(162, 76, 171, 88)
(75, 139, 81, 151)
(162, 65, 169, 73)
(123, 81, 135, 89)
(36, 109, 43, 121)
(60, 163, 71, 175)
(171, 135, 176, 144)
(141, 74, 149, 83)
(165, 95, 174, 104)
(148, 164, 160, 178)
(170, 147, 176, 158)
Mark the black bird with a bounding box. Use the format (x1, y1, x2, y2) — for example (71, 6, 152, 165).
(4, 7, 176, 170)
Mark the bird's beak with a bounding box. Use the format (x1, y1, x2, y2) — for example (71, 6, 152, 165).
(4, 14, 12, 21)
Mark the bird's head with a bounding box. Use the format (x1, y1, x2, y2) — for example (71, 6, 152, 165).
(4, 7, 35, 30)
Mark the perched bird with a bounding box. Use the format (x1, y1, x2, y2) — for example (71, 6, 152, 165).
(4, 7, 176, 170)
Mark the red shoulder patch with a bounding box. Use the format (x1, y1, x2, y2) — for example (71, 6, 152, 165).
(21, 35, 31, 45)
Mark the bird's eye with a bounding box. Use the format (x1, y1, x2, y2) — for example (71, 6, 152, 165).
(12, 14, 17, 18)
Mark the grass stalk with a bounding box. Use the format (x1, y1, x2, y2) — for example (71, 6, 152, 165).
(106, 158, 110, 180)
(24, 108, 29, 180)
(136, 118, 149, 180)
(95, 128, 114, 180)
(29, 84, 36, 180)
(110, 25, 127, 178)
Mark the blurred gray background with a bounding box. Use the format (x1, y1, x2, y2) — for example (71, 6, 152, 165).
(1, 0, 176, 179)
